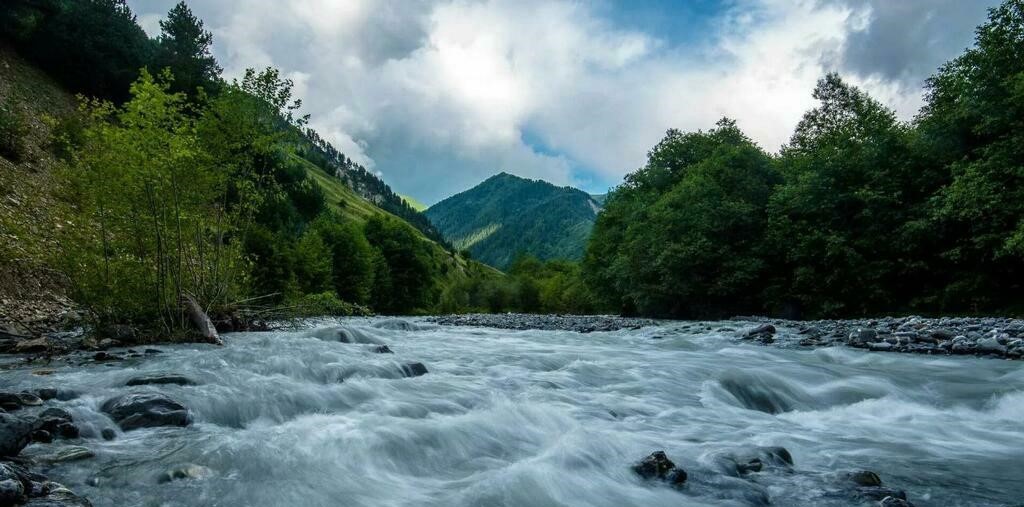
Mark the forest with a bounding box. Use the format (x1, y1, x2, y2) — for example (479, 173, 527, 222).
(584, 0, 1024, 319)
(0, 0, 503, 336)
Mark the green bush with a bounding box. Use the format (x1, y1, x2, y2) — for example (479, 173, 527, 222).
(0, 98, 28, 161)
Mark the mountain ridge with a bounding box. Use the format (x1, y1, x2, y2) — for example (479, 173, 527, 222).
(425, 172, 600, 270)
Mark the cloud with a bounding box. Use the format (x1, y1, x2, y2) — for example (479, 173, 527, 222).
(127, 0, 996, 203)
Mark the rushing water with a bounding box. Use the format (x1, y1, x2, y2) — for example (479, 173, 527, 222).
(3, 318, 1023, 507)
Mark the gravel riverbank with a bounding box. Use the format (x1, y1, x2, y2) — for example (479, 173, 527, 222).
(429, 313, 1024, 360)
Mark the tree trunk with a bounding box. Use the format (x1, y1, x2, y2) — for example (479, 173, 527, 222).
(180, 293, 223, 346)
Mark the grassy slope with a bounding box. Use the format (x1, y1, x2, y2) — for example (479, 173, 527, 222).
(0, 44, 500, 320)
(0, 44, 78, 333)
(398, 194, 428, 212)
(291, 148, 503, 306)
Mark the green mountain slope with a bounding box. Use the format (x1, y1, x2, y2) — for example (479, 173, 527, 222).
(425, 172, 600, 270)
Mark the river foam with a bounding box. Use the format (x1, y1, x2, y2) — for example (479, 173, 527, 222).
(1, 318, 1021, 506)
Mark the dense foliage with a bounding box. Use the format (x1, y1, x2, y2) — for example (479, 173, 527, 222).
(439, 255, 600, 314)
(585, 0, 1024, 319)
(425, 172, 600, 269)
(0, 0, 506, 333)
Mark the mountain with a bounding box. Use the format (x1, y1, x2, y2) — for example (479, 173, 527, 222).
(425, 172, 601, 270)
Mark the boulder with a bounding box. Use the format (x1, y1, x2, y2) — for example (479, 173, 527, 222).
(26, 482, 93, 506)
(100, 393, 192, 431)
(848, 328, 878, 346)
(14, 337, 50, 354)
(976, 337, 1007, 355)
(157, 464, 214, 483)
(744, 324, 776, 339)
(31, 430, 53, 444)
(0, 462, 27, 504)
(125, 374, 196, 387)
(100, 429, 116, 441)
(39, 446, 95, 463)
(0, 412, 33, 456)
(373, 345, 394, 354)
(632, 451, 687, 486)
(400, 363, 429, 377)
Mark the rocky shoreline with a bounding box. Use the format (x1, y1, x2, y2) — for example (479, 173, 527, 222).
(428, 313, 1024, 360)
(427, 313, 657, 333)
(732, 315, 1024, 360)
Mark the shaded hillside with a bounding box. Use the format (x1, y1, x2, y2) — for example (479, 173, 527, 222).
(425, 173, 600, 269)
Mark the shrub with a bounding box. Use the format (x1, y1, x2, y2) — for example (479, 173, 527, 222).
(0, 98, 28, 161)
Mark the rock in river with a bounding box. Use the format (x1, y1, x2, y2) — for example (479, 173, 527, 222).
(633, 451, 687, 486)
(100, 393, 192, 431)
(0, 412, 33, 456)
(125, 374, 196, 387)
(400, 363, 429, 377)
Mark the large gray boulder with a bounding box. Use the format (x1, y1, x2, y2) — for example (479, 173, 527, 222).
(100, 393, 192, 431)
(0, 412, 33, 456)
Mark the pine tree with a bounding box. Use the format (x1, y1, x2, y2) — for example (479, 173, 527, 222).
(154, 1, 222, 96)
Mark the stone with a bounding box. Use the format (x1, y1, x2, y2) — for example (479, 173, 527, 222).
(849, 328, 878, 346)
(401, 363, 429, 377)
(976, 337, 1007, 354)
(373, 345, 394, 354)
(157, 464, 214, 483)
(14, 337, 50, 354)
(0, 412, 33, 456)
(879, 497, 915, 507)
(125, 374, 196, 387)
(36, 388, 58, 401)
(744, 324, 776, 339)
(632, 451, 687, 486)
(100, 429, 116, 441)
(100, 393, 192, 431)
(31, 430, 53, 443)
(39, 446, 94, 463)
(847, 470, 882, 487)
(0, 463, 27, 504)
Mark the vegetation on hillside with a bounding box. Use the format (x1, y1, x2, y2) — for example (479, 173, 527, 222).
(0, 0, 503, 336)
(425, 172, 600, 269)
(584, 0, 1024, 319)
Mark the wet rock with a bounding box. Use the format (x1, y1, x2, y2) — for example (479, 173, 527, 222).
(100, 429, 116, 441)
(35, 388, 58, 401)
(39, 446, 94, 463)
(100, 393, 192, 431)
(27, 481, 93, 506)
(0, 462, 27, 504)
(848, 328, 878, 346)
(0, 412, 33, 456)
(373, 345, 394, 354)
(632, 451, 687, 486)
(744, 324, 776, 343)
(856, 487, 909, 502)
(400, 363, 429, 377)
(847, 470, 882, 487)
(17, 393, 42, 407)
(372, 319, 420, 331)
(976, 336, 1007, 354)
(14, 337, 50, 354)
(31, 430, 52, 443)
(144, 348, 162, 354)
(880, 497, 915, 507)
(34, 408, 77, 440)
(125, 374, 196, 387)
(54, 423, 78, 439)
(157, 464, 214, 483)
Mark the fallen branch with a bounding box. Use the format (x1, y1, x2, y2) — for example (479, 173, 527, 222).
(180, 292, 223, 346)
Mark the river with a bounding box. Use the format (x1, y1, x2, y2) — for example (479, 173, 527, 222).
(2, 318, 1022, 506)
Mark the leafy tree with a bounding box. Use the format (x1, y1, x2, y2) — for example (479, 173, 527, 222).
(152, 1, 222, 98)
(312, 215, 376, 305)
(766, 74, 925, 317)
(364, 216, 435, 313)
(10, 0, 155, 102)
(58, 70, 243, 330)
(585, 120, 778, 317)
(917, 0, 1024, 311)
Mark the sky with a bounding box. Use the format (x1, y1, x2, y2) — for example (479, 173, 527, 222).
(127, 0, 998, 204)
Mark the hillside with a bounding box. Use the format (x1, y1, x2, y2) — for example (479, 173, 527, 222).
(0, 30, 497, 332)
(425, 173, 600, 270)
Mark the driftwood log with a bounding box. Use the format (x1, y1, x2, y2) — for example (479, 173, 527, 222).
(180, 293, 224, 346)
